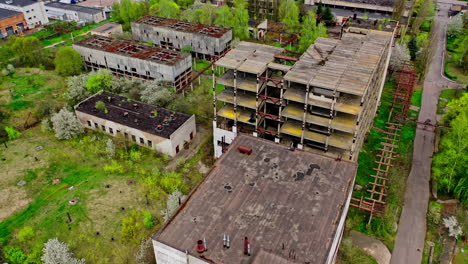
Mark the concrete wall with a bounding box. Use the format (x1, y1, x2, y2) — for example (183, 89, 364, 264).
(45, 6, 105, 23)
(0, 1, 48, 27)
(131, 22, 232, 58)
(213, 122, 237, 158)
(168, 115, 196, 157)
(0, 12, 26, 38)
(72, 44, 192, 82)
(75, 111, 195, 157)
(153, 240, 209, 264)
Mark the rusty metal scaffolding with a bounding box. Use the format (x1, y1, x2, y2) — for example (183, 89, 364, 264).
(350, 62, 416, 220)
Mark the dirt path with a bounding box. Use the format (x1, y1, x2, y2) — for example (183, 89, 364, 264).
(390, 2, 465, 264)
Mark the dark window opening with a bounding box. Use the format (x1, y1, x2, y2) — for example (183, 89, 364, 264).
(139, 137, 144, 144)
(87, 120, 92, 127)
(109, 127, 114, 134)
(132, 135, 136, 142)
(124, 132, 128, 138)
(176, 145, 180, 153)
(94, 123, 98, 128)
(190, 132, 193, 140)
(148, 140, 152, 147)
(101, 125, 105, 131)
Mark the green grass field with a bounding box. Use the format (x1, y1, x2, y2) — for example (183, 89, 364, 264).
(0, 69, 213, 263)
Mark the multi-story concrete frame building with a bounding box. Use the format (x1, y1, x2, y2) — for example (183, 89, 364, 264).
(73, 35, 192, 92)
(75, 91, 196, 157)
(217, 0, 281, 21)
(0, 8, 26, 38)
(131, 16, 232, 60)
(212, 27, 394, 161)
(0, 0, 48, 27)
(152, 134, 357, 264)
(45, 2, 106, 23)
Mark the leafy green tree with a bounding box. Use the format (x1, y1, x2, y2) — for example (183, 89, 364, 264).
(298, 11, 318, 52)
(322, 6, 334, 22)
(151, 0, 180, 18)
(54, 47, 83, 76)
(180, 2, 203, 23)
(10, 36, 45, 67)
(442, 93, 468, 124)
(176, 0, 193, 8)
(232, 0, 250, 40)
(121, 210, 146, 245)
(433, 97, 468, 202)
(111, 0, 147, 31)
(408, 37, 418, 61)
(316, 1, 323, 15)
(86, 70, 112, 94)
(215, 5, 234, 28)
(199, 3, 217, 25)
(3, 246, 27, 264)
(279, 0, 300, 32)
(17, 226, 34, 243)
(181, 45, 192, 53)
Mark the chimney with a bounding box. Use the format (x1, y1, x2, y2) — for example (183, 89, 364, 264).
(223, 234, 230, 248)
(244, 237, 251, 256)
(196, 240, 206, 254)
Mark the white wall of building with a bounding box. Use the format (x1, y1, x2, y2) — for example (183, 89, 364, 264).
(0, 1, 48, 27)
(45, 5, 105, 23)
(213, 121, 237, 158)
(153, 240, 209, 264)
(75, 111, 195, 157)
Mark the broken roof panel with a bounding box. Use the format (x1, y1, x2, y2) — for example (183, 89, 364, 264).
(154, 134, 357, 263)
(73, 35, 189, 66)
(134, 15, 231, 38)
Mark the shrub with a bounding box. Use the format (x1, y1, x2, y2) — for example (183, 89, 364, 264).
(41, 118, 52, 132)
(5, 126, 21, 141)
(121, 210, 146, 245)
(86, 69, 112, 94)
(129, 149, 142, 162)
(17, 226, 34, 243)
(143, 211, 154, 229)
(428, 201, 442, 224)
(103, 160, 124, 174)
(65, 73, 91, 104)
(51, 108, 84, 140)
(140, 81, 175, 107)
(159, 171, 183, 194)
(95, 101, 108, 113)
(106, 138, 115, 158)
(3, 246, 27, 264)
(41, 238, 85, 264)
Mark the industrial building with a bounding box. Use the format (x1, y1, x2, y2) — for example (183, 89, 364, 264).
(72, 35, 192, 92)
(214, 0, 281, 21)
(45, 2, 105, 23)
(0, 7, 25, 38)
(0, 0, 48, 27)
(212, 26, 395, 161)
(75, 91, 196, 157)
(305, 0, 411, 23)
(152, 134, 357, 264)
(131, 16, 232, 60)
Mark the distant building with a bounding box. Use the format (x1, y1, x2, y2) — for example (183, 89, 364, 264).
(216, 0, 281, 21)
(131, 16, 232, 60)
(72, 35, 192, 92)
(152, 134, 357, 263)
(90, 22, 122, 37)
(75, 91, 197, 157)
(449, 4, 468, 17)
(0, 7, 26, 38)
(45, 2, 105, 23)
(305, 0, 411, 24)
(0, 0, 48, 27)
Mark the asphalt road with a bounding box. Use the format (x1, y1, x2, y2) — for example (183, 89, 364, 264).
(390, 2, 465, 264)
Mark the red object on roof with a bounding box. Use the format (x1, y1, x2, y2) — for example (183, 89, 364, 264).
(237, 146, 252, 155)
(274, 55, 299, 62)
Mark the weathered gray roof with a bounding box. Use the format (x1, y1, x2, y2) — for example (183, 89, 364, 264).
(155, 134, 357, 264)
(215, 41, 284, 74)
(0, 7, 21, 19)
(45, 2, 103, 14)
(284, 30, 393, 96)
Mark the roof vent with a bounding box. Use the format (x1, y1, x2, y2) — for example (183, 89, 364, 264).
(123, 112, 129, 117)
(133, 103, 138, 109)
(134, 118, 138, 123)
(196, 240, 206, 254)
(237, 146, 252, 155)
(163, 118, 169, 126)
(170, 113, 176, 120)
(155, 124, 164, 131)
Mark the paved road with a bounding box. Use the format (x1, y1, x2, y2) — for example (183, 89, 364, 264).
(390, 2, 465, 264)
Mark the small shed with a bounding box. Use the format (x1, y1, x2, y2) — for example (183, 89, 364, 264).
(90, 22, 122, 38)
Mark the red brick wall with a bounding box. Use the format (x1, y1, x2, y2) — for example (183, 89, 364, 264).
(0, 13, 27, 36)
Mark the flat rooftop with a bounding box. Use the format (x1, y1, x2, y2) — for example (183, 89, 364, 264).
(283, 29, 393, 96)
(215, 41, 284, 74)
(75, 91, 191, 139)
(73, 35, 189, 66)
(90, 22, 121, 33)
(45, 2, 103, 14)
(316, 0, 396, 8)
(134, 15, 231, 38)
(0, 0, 36, 7)
(0, 7, 21, 19)
(155, 134, 357, 263)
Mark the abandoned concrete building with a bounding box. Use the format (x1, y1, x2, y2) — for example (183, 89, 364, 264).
(212, 27, 394, 161)
(131, 16, 232, 60)
(72, 35, 192, 92)
(75, 91, 196, 157)
(152, 134, 357, 264)
(215, 0, 281, 21)
(305, 0, 411, 23)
